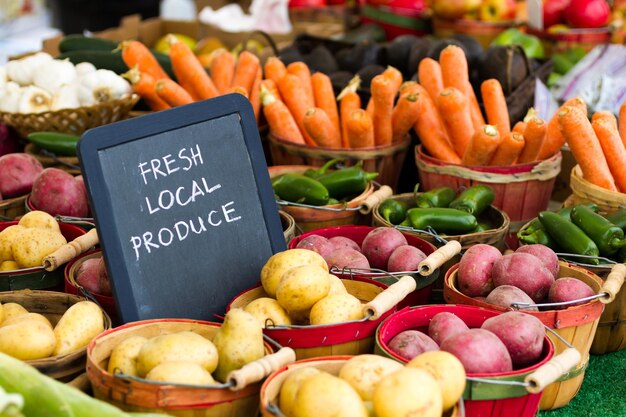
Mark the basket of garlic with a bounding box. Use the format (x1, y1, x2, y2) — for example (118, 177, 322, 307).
(0, 52, 139, 138)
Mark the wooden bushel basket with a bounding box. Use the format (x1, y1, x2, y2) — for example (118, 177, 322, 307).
(0, 290, 112, 382)
(0, 194, 27, 220)
(86, 319, 296, 417)
(24, 143, 81, 176)
(279, 210, 297, 245)
(564, 165, 626, 214)
(443, 261, 621, 410)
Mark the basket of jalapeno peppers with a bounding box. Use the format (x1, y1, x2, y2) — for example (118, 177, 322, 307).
(24, 131, 81, 175)
(269, 160, 392, 233)
(518, 204, 626, 355)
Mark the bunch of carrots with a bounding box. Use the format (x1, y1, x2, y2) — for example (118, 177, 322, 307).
(261, 57, 416, 149)
(119, 36, 262, 119)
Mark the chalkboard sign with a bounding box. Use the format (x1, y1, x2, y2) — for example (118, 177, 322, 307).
(78, 94, 286, 323)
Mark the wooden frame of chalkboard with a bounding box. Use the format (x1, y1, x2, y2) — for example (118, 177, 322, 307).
(78, 94, 286, 323)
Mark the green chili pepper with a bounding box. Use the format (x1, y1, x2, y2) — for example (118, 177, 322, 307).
(407, 208, 478, 234)
(473, 221, 494, 233)
(449, 185, 495, 216)
(518, 229, 560, 249)
(378, 199, 409, 225)
(399, 218, 411, 227)
(26, 132, 80, 156)
(317, 161, 378, 200)
(328, 198, 340, 205)
(303, 159, 343, 179)
(415, 187, 456, 208)
(605, 209, 626, 230)
(517, 204, 599, 241)
(272, 174, 329, 206)
(538, 211, 600, 264)
(571, 205, 626, 256)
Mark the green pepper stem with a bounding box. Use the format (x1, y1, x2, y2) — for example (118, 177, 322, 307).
(610, 237, 626, 249)
(365, 172, 379, 181)
(316, 158, 343, 176)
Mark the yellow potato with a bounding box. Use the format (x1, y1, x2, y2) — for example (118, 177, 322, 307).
(327, 274, 347, 295)
(294, 372, 368, 417)
(0, 320, 56, 360)
(2, 303, 28, 321)
(0, 303, 3, 324)
(53, 301, 104, 356)
(408, 351, 466, 411)
(0, 225, 25, 263)
(276, 264, 330, 313)
(107, 335, 148, 376)
(12, 227, 67, 268)
(136, 331, 218, 377)
(0, 312, 52, 329)
(18, 211, 60, 231)
(244, 297, 291, 327)
(309, 293, 363, 325)
(373, 367, 443, 417)
(145, 361, 216, 385)
(279, 367, 321, 417)
(338, 354, 403, 401)
(0, 261, 20, 271)
(261, 249, 328, 297)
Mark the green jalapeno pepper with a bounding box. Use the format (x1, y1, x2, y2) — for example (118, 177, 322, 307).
(317, 161, 378, 200)
(517, 204, 599, 244)
(303, 158, 343, 179)
(399, 218, 411, 227)
(407, 208, 478, 234)
(605, 208, 626, 230)
(473, 221, 494, 233)
(449, 185, 495, 216)
(571, 205, 626, 256)
(415, 187, 456, 208)
(538, 211, 600, 264)
(26, 131, 80, 156)
(272, 173, 329, 206)
(378, 199, 409, 225)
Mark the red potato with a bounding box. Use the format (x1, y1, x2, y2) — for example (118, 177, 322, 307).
(548, 278, 595, 309)
(30, 168, 89, 217)
(441, 329, 513, 374)
(515, 245, 559, 279)
(74, 175, 91, 216)
(428, 312, 469, 345)
(457, 244, 502, 297)
(296, 235, 335, 259)
(491, 253, 555, 303)
(361, 227, 408, 270)
(481, 311, 545, 368)
(0, 153, 44, 198)
(325, 248, 370, 271)
(387, 245, 427, 272)
(328, 236, 361, 252)
(485, 285, 538, 311)
(76, 257, 112, 296)
(388, 330, 439, 361)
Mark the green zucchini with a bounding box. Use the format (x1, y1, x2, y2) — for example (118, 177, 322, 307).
(59, 35, 118, 53)
(56, 50, 175, 79)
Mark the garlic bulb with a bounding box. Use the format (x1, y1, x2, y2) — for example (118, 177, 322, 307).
(0, 67, 7, 90)
(51, 84, 80, 111)
(33, 59, 77, 94)
(6, 52, 53, 86)
(18, 86, 52, 114)
(0, 82, 22, 113)
(75, 62, 96, 76)
(77, 69, 132, 106)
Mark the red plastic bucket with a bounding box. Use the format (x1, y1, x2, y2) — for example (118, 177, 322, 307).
(288, 225, 440, 308)
(376, 304, 555, 417)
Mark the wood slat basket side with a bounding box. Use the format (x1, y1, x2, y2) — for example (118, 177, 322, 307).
(0, 194, 27, 220)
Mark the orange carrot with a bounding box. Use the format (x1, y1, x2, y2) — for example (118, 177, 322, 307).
(399, 81, 418, 94)
(366, 98, 375, 118)
(440, 45, 484, 129)
(591, 110, 615, 124)
(418, 58, 444, 101)
(462, 124, 502, 166)
(392, 91, 421, 143)
(154, 79, 194, 107)
(437, 87, 474, 157)
(592, 114, 626, 192)
(260, 79, 281, 102)
(619, 101, 626, 147)
(558, 106, 617, 191)
(264, 57, 287, 85)
(371, 74, 396, 146)
(338, 76, 362, 148)
(517, 117, 546, 164)
(232, 51, 260, 97)
(481, 79, 510, 138)
(229, 86, 248, 97)
(277, 74, 316, 146)
(260, 86, 305, 145)
(365, 67, 403, 122)
(210, 48, 235, 94)
(489, 132, 525, 166)
(168, 36, 219, 101)
(249, 67, 262, 121)
(287, 61, 314, 108)
(413, 91, 461, 164)
(312, 72, 340, 136)
(120, 40, 170, 81)
(346, 109, 375, 148)
(512, 121, 526, 134)
(538, 97, 587, 160)
(303, 107, 341, 148)
(122, 66, 170, 111)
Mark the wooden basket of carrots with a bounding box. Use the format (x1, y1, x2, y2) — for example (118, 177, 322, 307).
(408, 45, 563, 228)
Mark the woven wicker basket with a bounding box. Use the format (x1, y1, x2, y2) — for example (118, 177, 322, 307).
(0, 94, 140, 138)
(563, 165, 626, 214)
